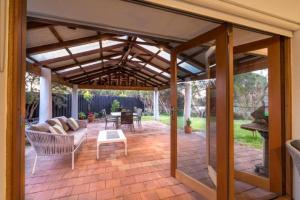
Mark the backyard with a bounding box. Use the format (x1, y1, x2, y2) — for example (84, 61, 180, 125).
(142, 114, 263, 148)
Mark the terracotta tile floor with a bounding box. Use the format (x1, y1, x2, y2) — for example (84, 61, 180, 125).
(25, 121, 277, 200)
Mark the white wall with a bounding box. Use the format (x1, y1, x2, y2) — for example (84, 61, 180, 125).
(292, 30, 300, 200)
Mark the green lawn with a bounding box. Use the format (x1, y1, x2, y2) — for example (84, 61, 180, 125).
(142, 115, 262, 149)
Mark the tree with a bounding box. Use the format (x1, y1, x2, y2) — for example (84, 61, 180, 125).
(25, 73, 71, 121)
(82, 90, 94, 112)
(26, 73, 40, 120)
(234, 70, 268, 119)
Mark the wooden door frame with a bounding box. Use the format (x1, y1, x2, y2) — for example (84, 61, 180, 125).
(170, 24, 234, 200)
(6, 0, 27, 199)
(233, 36, 292, 196)
(5, 0, 292, 199)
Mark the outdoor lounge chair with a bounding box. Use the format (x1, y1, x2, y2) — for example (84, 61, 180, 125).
(286, 140, 300, 174)
(25, 118, 87, 173)
(102, 109, 117, 129)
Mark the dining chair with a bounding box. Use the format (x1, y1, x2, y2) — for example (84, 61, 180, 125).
(102, 109, 117, 129)
(121, 111, 135, 132)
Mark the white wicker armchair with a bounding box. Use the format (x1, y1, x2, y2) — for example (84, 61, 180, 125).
(25, 119, 87, 173)
(286, 140, 300, 174)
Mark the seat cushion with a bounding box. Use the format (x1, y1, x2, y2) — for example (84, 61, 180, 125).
(29, 123, 50, 132)
(47, 118, 63, 128)
(67, 118, 80, 131)
(55, 116, 70, 131)
(51, 124, 67, 135)
(291, 140, 300, 151)
(70, 128, 87, 147)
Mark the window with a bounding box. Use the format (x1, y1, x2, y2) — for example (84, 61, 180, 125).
(81, 60, 102, 67)
(102, 40, 123, 48)
(111, 55, 122, 59)
(138, 44, 160, 54)
(69, 42, 100, 54)
(179, 62, 201, 74)
(117, 36, 128, 40)
(31, 49, 69, 61)
(145, 64, 162, 73)
(57, 66, 80, 73)
(158, 51, 170, 61)
(162, 72, 171, 78)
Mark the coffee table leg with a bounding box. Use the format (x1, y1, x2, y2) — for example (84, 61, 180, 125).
(124, 140, 127, 156)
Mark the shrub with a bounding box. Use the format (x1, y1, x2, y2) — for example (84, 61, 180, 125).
(78, 112, 86, 119)
(111, 99, 120, 112)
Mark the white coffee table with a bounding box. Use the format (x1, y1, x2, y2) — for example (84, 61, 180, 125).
(97, 129, 127, 159)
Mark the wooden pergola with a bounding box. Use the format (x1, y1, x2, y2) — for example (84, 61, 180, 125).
(26, 17, 268, 90)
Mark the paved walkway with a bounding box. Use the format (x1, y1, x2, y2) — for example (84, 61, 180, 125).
(25, 121, 276, 200)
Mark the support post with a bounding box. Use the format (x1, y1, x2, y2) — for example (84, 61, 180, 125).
(183, 81, 192, 123)
(153, 87, 160, 120)
(153, 89, 156, 120)
(155, 88, 160, 120)
(71, 84, 79, 119)
(39, 67, 52, 123)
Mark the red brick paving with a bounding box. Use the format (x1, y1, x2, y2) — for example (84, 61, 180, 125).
(25, 121, 276, 200)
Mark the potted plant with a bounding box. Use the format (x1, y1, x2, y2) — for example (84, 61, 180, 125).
(87, 112, 95, 123)
(78, 112, 86, 120)
(184, 118, 192, 134)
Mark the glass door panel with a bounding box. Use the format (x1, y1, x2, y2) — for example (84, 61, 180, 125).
(176, 40, 217, 190)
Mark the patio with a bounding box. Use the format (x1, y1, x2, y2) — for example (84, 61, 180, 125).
(25, 120, 277, 200)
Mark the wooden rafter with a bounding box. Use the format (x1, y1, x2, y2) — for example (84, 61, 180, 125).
(53, 53, 121, 72)
(133, 54, 186, 80)
(78, 84, 154, 91)
(64, 59, 121, 80)
(134, 44, 196, 77)
(161, 42, 206, 70)
(121, 66, 167, 85)
(126, 62, 169, 82)
(71, 67, 120, 84)
(27, 21, 53, 30)
(177, 47, 208, 65)
(48, 26, 90, 80)
(27, 33, 115, 54)
(28, 16, 182, 44)
(124, 68, 169, 85)
(73, 67, 158, 87)
(36, 43, 125, 65)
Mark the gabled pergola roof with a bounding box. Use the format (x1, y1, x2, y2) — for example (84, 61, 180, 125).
(26, 18, 268, 90)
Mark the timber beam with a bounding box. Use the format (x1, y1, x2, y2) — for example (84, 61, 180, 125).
(78, 84, 155, 91)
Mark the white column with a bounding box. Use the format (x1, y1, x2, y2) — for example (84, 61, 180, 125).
(153, 89, 156, 120)
(71, 84, 78, 119)
(184, 82, 192, 122)
(155, 89, 160, 120)
(39, 67, 52, 123)
(153, 88, 160, 120)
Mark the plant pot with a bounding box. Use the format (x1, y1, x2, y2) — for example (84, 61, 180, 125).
(184, 125, 192, 134)
(88, 115, 95, 123)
